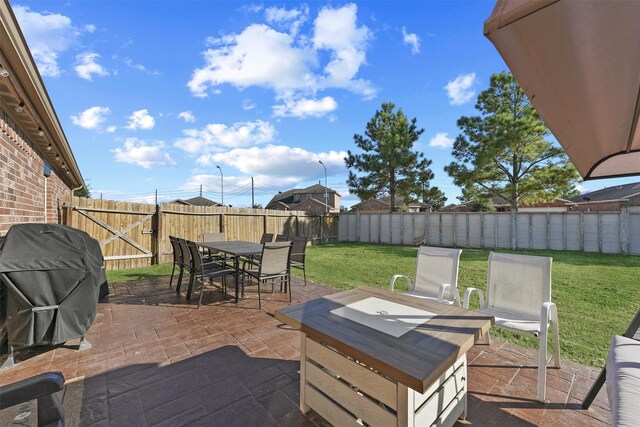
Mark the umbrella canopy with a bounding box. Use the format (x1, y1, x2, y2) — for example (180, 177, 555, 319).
(484, 0, 640, 180)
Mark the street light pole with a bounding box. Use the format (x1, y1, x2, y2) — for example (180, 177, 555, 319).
(216, 165, 224, 206)
(318, 160, 328, 214)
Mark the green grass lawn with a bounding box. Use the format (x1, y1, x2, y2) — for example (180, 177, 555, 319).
(107, 243, 640, 367)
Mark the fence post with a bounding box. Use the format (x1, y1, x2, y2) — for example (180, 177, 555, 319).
(511, 211, 517, 250)
(466, 213, 470, 247)
(546, 213, 551, 250)
(528, 214, 533, 250)
(494, 214, 498, 249)
(356, 212, 361, 243)
(263, 214, 268, 240)
(154, 203, 161, 265)
(424, 211, 430, 244)
(580, 213, 585, 251)
(598, 214, 603, 253)
(562, 213, 567, 250)
(621, 207, 630, 254)
(480, 213, 484, 249)
(378, 213, 382, 243)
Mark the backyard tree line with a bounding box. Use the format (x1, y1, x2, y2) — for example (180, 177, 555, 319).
(345, 72, 579, 213)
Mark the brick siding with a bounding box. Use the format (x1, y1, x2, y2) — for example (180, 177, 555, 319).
(0, 110, 71, 236)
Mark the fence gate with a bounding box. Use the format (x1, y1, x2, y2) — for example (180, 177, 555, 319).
(67, 199, 157, 269)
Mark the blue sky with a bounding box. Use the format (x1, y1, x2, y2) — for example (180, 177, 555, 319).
(13, 1, 634, 208)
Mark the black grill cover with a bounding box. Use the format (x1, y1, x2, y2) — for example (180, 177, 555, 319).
(0, 224, 107, 347)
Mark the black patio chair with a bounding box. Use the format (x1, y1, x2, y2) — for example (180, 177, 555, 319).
(202, 232, 227, 265)
(186, 240, 236, 308)
(290, 236, 308, 286)
(242, 241, 292, 309)
(275, 234, 289, 242)
(0, 371, 65, 426)
(260, 233, 274, 244)
(175, 237, 192, 295)
(168, 235, 182, 288)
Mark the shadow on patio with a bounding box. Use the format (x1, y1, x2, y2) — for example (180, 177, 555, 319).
(0, 276, 610, 426)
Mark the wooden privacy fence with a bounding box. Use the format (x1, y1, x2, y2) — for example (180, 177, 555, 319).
(338, 210, 640, 255)
(63, 197, 338, 270)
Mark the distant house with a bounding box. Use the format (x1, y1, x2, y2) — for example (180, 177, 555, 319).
(442, 196, 574, 212)
(350, 196, 431, 213)
(569, 182, 640, 212)
(266, 184, 339, 213)
(0, 2, 85, 236)
(170, 196, 221, 207)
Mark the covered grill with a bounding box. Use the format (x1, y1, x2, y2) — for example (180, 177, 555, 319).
(0, 224, 107, 368)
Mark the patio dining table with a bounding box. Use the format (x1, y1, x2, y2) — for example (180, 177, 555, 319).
(198, 240, 263, 303)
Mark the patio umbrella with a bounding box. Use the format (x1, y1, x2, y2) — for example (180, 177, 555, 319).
(484, 0, 640, 180)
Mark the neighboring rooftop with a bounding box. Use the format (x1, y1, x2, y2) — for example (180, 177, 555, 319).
(266, 184, 339, 212)
(170, 196, 221, 207)
(350, 195, 430, 212)
(571, 182, 640, 202)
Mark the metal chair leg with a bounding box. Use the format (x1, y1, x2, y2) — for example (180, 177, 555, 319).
(176, 267, 184, 293)
(169, 263, 176, 288)
(186, 271, 195, 300)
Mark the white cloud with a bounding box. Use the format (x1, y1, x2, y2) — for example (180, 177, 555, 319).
(112, 138, 176, 169)
(576, 184, 590, 194)
(429, 132, 455, 148)
(126, 109, 155, 130)
(123, 57, 146, 71)
(312, 4, 374, 96)
(13, 6, 78, 77)
(239, 4, 264, 14)
(188, 4, 375, 107)
(106, 126, 116, 133)
(265, 5, 309, 36)
(242, 99, 256, 111)
(70, 106, 110, 129)
(273, 96, 337, 118)
(445, 73, 476, 105)
(175, 120, 276, 154)
(195, 145, 347, 180)
(188, 24, 315, 97)
(178, 111, 196, 123)
(74, 52, 109, 80)
(402, 27, 420, 54)
(85, 24, 96, 33)
(121, 57, 159, 75)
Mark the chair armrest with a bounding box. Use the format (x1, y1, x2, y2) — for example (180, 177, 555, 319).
(438, 283, 461, 306)
(463, 287, 485, 309)
(390, 275, 412, 292)
(541, 301, 558, 326)
(0, 372, 64, 410)
(241, 258, 260, 271)
(438, 283, 451, 301)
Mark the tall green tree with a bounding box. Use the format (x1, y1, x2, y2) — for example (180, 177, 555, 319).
(74, 180, 91, 198)
(345, 102, 433, 213)
(445, 72, 580, 212)
(420, 186, 447, 211)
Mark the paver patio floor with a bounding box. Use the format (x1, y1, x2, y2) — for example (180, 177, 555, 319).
(0, 276, 611, 426)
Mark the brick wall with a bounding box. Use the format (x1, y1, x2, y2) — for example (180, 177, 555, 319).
(571, 201, 623, 212)
(0, 110, 71, 236)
